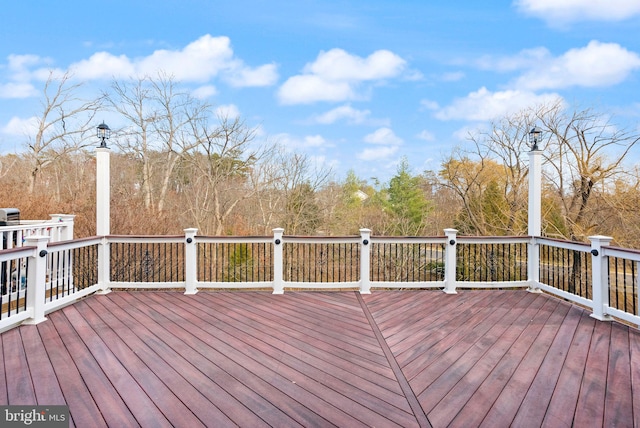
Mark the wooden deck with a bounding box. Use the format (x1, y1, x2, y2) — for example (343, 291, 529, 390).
(2, 290, 640, 427)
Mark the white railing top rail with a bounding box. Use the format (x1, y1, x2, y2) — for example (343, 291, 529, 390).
(283, 235, 360, 244)
(107, 234, 185, 244)
(198, 235, 273, 244)
(602, 245, 640, 262)
(0, 245, 35, 263)
(535, 236, 591, 252)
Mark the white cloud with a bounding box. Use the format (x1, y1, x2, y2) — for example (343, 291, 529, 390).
(0, 54, 50, 98)
(417, 130, 435, 141)
(278, 75, 356, 104)
(225, 63, 278, 87)
(274, 133, 331, 151)
(7, 54, 45, 78)
(476, 47, 550, 72)
(215, 104, 240, 119)
(357, 145, 399, 161)
(68, 35, 278, 86)
(71, 52, 136, 80)
(420, 99, 440, 110)
(2, 116, 39, 135)
(312, 104, 389, 126)
(278, 48, 407, 105)
(192, 85, 218, 99)
(363, 127, 403, 145)
(304, 49, 406, 81)
(435, 87, 562, 121)
(515, 0, 640, 24)
(516, 41, 640, 90)
(441, 71, 465, 82)
(314, 105, 370, 124)
(357, 127, 403, 161)
(304, 135, 328, 147)
(0, 82, 38, 98)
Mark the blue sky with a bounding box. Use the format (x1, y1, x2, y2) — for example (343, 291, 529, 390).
(1, 0, 639, 182)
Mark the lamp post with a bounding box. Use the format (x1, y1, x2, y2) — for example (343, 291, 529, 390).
(96, 123, 111, 236)
(96, 122, 112, 293)
(527, 126, 543, 292)
(97, 122, 111, 148)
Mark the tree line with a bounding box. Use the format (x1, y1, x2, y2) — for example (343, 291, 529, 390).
(1, 72, 639, 247)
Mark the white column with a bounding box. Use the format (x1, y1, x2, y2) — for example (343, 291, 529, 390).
(443, 228, 458, 294)
(24, 235, 50, 325)
(359, 229, 372, 294)
(96, 147, 111, 236)
(184, 228, 198, 295)
(272, 228, 284, 294)
(528, 149, 542, 237)
(589, 235, 613, 321)
(527, 149, 543, 292)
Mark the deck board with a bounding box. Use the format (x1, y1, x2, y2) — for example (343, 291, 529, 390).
(478, 298, 569, 427)
(605, 322, 634, 426)
(541, 310, 595, 427)
(573, 320, 611, 427)
(3, 328, 36, 405)
(446, 294, 556, 427)
(511, 304, 583, 427)
(18, 326, 67, 406)
(1, 290, 640, 427)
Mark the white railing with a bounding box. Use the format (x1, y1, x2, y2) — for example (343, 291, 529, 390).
(2, 227, 639, 332)
(1, 214, 75, 249)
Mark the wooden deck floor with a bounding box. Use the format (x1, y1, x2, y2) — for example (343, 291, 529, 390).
(2, 290, 640, 427)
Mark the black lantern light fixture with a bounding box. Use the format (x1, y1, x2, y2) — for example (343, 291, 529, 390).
(97, 122, 111, 148)
(528, 126, 543, 151)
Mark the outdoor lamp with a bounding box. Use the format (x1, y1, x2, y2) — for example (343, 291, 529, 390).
(97, 122, 111, 148)
(529, 126, 543, 151)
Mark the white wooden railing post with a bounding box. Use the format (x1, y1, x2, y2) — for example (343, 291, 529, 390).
(443, 229, 458, 294)
(527, 237, 541, 292)
(24, 236, 50, 325)
(50, 214, 76, 291)
(590, 235, 613, 321)
(97, 236, 111, 294)
(359, 229, 372, 294)
(184, 228, 198, 295)
(273, 228, 284, 294)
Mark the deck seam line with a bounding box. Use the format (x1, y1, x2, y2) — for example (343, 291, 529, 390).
(356, 292, 432, 428)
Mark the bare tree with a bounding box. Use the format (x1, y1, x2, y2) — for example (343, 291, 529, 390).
(106, 73, 207, 213)
(26, 70, 101, 194)
(438, 105, 535, 236)
(183, 114, 269, 235)
(540, 103, 640, 240)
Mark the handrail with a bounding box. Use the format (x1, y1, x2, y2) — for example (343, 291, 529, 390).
(1, 228, 639, 332)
